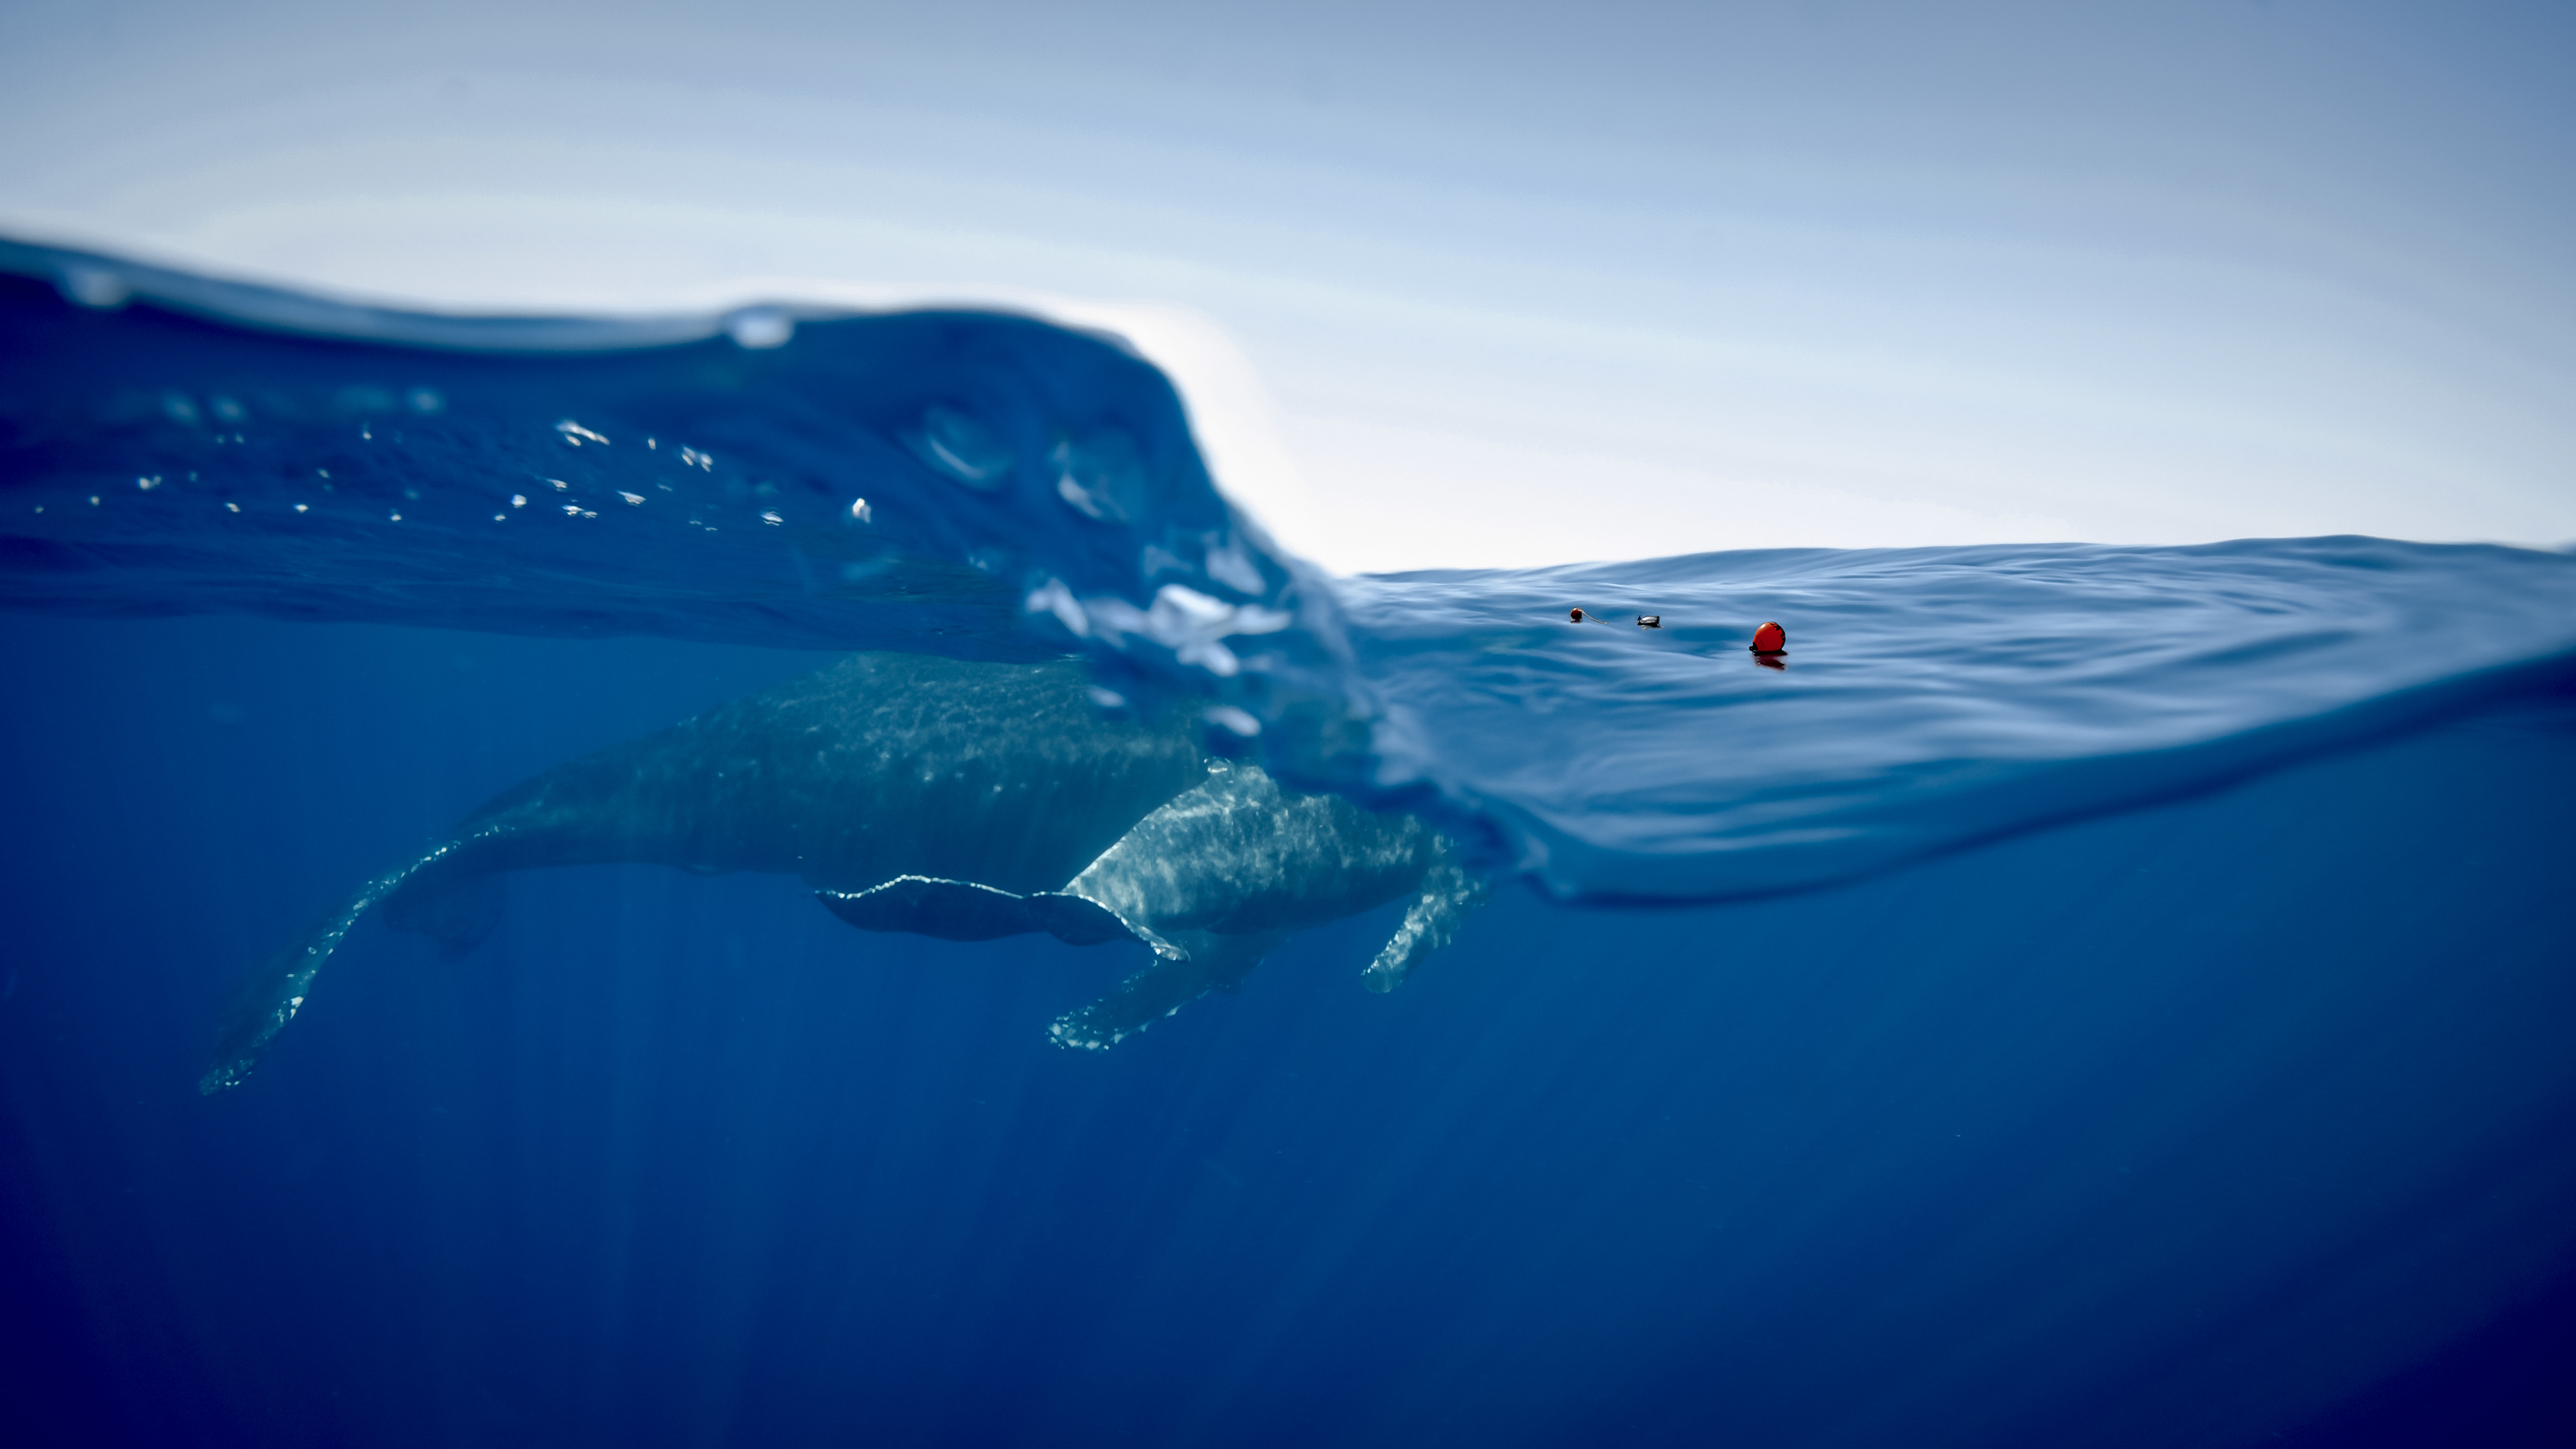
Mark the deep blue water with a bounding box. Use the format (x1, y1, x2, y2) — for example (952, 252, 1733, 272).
(5, 242, 2575, 1446)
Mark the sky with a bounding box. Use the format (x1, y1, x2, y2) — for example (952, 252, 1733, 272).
(2, 0, 2569, 573)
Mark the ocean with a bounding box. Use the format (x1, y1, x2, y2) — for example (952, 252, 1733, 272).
(4, 239, 2573, 1446)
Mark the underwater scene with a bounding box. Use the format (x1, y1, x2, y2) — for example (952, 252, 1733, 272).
(4, 239, 2575, 1446)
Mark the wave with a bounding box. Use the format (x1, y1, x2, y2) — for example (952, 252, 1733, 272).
(6, 237, 2573, 903)
(1342, 540, 2576, 898)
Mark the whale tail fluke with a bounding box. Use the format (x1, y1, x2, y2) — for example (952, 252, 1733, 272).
(1048, 929, 1286, 1051)
(200, 836, 499, 1094)
(199, 866, 413, 1094)
(382, 871, 507, 960)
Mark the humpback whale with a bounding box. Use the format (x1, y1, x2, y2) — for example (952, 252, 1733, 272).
(202, 652, 1482, 1092)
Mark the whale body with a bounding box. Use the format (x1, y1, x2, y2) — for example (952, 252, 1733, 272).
(202, 652, 1482, 1091)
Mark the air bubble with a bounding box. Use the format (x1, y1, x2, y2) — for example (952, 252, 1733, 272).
(59, 266, 129, 308)
(724, 307, 794, 350)
(1053, 432, 1149, 523)
(1204, 705, 1262, 738)
(912, 407, 1011, 489)
(1205, 537, 1266, 596)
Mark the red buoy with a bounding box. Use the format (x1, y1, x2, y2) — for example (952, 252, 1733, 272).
(1569, 608, 1586, 623)
(1751, 621, 1787, 654)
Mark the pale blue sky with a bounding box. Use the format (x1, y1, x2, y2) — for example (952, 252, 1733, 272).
(4, 1, 2569, 570)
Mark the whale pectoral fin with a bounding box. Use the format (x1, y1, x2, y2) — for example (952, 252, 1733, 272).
(1362, 855, 1489, 994)
(816, 876, 1049, 941)
(1047, 929, 1287, 1051)
(1024, 892, 1139, 947)
(818, 880, 1153, 953)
